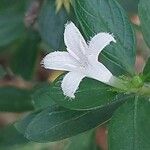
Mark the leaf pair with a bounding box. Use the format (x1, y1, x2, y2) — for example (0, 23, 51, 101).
(16, 95, 127, 142)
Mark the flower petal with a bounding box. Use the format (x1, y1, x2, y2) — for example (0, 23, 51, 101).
(88, 33, 116, 60)
(86, 61, 113, 84)
(42, 51, 79, 71)
(61, 72, 85, 98)
(64, 22, 88, 61)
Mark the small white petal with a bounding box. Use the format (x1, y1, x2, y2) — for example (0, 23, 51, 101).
(88, 33, 116, 60)
(42, 51, 80, 71)
(61, 72, 85, 98)
(64, 22, 88, 61)
(86, 61, 113, 83)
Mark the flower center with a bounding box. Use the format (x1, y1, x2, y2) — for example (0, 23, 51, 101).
(79, 58, 90, 71)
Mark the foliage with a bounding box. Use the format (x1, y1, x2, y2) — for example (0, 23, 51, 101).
(0, 0, 150, 149)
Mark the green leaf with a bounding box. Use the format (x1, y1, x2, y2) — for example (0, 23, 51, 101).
(0, 65, 6, 78)
(65, 131, 98, 150)
(12, 142, 60, 150)
(0, 0, 29, 48)
(0, 11, 24, 48)
(73, 0, 135, 76)
(117, 0, 139, 13)
(139, 0, 150, 48)
(108, 96, 150, 150)
(49, 75, 122, 110)
(10, 31, 40, 80)
(0, 0, 28, 11)
(0, 125, 28, 149)
(0, 87, 34, 112)
(16, 97, 128, 142)
(143, 58, 150, 82)
(15, 111, 40, 135)
(31, 83, 56, 110)
(38, 0, 68, 50)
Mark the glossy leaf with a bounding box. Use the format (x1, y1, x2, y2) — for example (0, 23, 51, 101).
(0, 87, 33, 112)
(73, 0, 135, 76)
(108, 96, 150, 150)
(32, 83, 56, 110)
(16, 97, 128, 142)
(38, 0, 68, 50)
(49, 75, 121, 110)
(10, 31, 40, 80)
(15, 111, 40, 135)
(139, 0, 150, 48)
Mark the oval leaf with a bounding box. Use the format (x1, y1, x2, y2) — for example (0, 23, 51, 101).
(16, 97, 128, 142)
(10, 31, 40, 80)
(31, 83, 56, 110)
(108, 96, 150, 150)
(49, 75, 122, 110)
(73, 0, 135, 76)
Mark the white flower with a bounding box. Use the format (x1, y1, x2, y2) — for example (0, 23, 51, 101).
(42, 22, 117, 98)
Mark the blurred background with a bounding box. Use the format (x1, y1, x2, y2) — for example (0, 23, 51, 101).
(0, 0, 149, 149)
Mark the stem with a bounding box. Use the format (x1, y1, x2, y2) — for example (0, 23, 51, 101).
(139, 84, 150, 96)
(109, 76, 128, 90)
(24, 0, 44, 28)
(110, 76, 150, 96)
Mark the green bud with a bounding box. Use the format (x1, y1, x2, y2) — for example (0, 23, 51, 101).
(131, 75, 144, 88)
